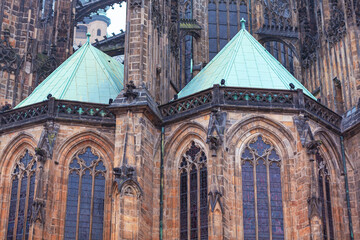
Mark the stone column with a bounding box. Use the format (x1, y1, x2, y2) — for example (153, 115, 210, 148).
(110, 85, 162, 239)
(125, 0, 150, 88)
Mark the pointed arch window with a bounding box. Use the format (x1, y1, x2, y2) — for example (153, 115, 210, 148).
(179, 141, 208, 239)
(316, 153, 334, 240)
(241, 135, 284, 240)
(64, 147, 106, 240)
(6, 150, 37, 240)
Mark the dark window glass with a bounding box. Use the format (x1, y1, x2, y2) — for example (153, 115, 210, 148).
(270, 163, 284, 239)
(239, 3, 248, 28)
(7, 178, 18, 240)
(64, 172, 79, 239)
(6, 151, 36, 240)
(241, 136, 284, 239)
(92, 174, 105, 240)
(180, 170, 188, 239)
(200, 167, 208, 239)
(179, 142, 208, 240)
(190, 166, 198, 239)
(97, 29, 101, 36)
(64, 147, 107, 240)
(257, 160, 270, 239)
(242, 161, 256, 239)
(317, 153, 335, 240)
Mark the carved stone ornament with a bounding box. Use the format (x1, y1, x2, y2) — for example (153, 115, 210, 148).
(308, 196, 321, 219)
(263, 0, 292, 20)
(169, 23, 179, 58)
(123, 81, 139, 101)
(37, 121, 60, 159)
(34, 45, 58, 84)
(356, 0, 360, 26)
(293, 115, 315, 147)
(301, 34, 318, 68)
(113, 165, 143, 198)
(326, 2, 346, 45)
(152, 0, 163, 34)
(31, 199, 46, 224)
(0, 29, 22, 74)
(305, 140, 322, 156)
(208, 190, 223, 213)
(206, 109, 227, 156)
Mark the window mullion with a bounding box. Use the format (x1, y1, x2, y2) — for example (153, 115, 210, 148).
(253, 157, 259, 240)
(187, 167, 191, 240)
(266, 157, 273, 240)
(76, 170, 83, 240)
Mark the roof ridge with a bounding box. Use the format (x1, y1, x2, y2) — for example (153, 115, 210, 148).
(59, 41, 91, 99)
(223, 29, 245, 83)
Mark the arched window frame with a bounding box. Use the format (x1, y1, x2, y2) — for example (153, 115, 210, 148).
(179, 141, 208, 240)
(97, 29, 101, 36)
(64, 146, 107, 240)
(316, 152, 335, 240)
(6, 149, 37, 240)
(241, 135, 285, 240)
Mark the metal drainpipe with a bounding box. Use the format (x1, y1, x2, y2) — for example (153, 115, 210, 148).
(340, 135, 354, 240)
(159, 126, 165, 240)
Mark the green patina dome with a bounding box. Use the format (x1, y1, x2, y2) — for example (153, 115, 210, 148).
(178, 19, 316, 100)
(16, 34, 124, 108)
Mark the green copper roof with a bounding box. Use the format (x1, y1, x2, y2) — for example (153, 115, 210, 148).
(16, 34, 124, 108)
(178, 20, 316, 100)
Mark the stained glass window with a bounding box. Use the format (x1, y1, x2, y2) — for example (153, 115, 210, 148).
(179, 142, 208, 239)
(6, 150, 37, 240)
(316, 153, 335, 240)
(64, 147, 106, 240)
(241, 135, 284, 240)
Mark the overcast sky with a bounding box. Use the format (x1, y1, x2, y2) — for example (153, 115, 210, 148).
(106, 3, 127, 35)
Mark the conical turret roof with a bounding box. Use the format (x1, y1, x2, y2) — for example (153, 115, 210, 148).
(16, 34, 124, 108)
(178, 20, 315, 100)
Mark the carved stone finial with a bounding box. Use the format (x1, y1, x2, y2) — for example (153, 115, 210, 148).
(113, 165, 143, 198)
(123, 81, 139, 101)
(305, 140, 322, 156)
(293, 115, 315, 147)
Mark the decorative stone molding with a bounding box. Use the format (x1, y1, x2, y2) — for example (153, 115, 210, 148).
(326, 2, 346, 45)
(206, 109, 226, 156)
(113, 166, 143, 199)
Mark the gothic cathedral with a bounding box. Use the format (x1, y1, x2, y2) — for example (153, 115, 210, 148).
(0, 0, 359, 239)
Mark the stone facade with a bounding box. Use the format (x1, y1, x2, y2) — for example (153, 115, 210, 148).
(0, 0, 360, 240)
